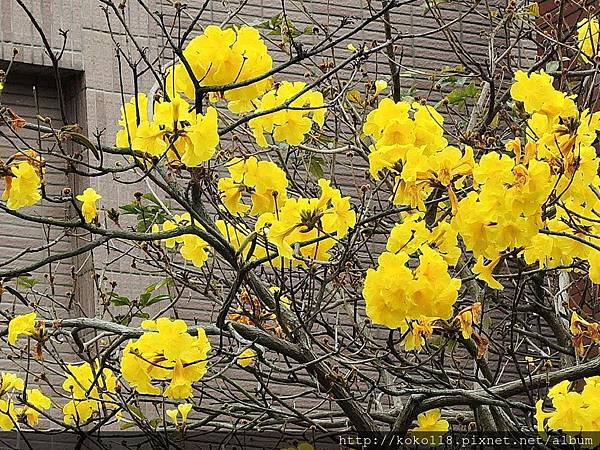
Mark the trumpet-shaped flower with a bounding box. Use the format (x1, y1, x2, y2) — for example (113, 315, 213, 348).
(76, 188, 101, 224)
(2, 162, 42, 210)
(121, 318, 211, 399)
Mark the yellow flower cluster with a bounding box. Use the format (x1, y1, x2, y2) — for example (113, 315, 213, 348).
(0, 373, 51, 430)
(453, 141, 551, 264)
(152, 213, 210, 268)
(1, 151, 44, 210)
(363, 98, 448, 180)
(536, 378, 600, 445)
(363, 245, 461, 330)
(168, 25, 273, 113)
(577, 17, 599, 63)
(121, 318, 211, 399)
(218, 156, 288, 215)
(256, 179, 356, 262)
(116, 93, 219, 167)
(510, 71, 600, 283)
(363, 212, 461, 332)
(249, 81, 326, 147)
(364, 69, 600, 332)
(62, 360, 117, 425)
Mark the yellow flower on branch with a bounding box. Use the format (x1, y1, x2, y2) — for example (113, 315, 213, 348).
(249, 81, 326, 147)
(121, 318, 211, 399)
(116, 93, 148, 148)
(577, 18, 599, 63)
(453, 302, 482, 339)
(76, 187, 101, 224)
(62, 359, 117, 425)
(166, 403, 193, 427)
(257, 179, 355, 263)
(363, 246, 460, 329)
(182, 107, 219, 167)
(401, 317, 438, 351)
(2, 161, 42, 210)
(218, 157, 288, 216)
(7, 312, 37, 346)
(409, 408, 449, 438)
(16, 388, 52, 427)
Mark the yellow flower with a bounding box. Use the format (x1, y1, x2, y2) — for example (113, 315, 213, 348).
(510, 70, 577, 119)
(166, 403, 193, 426)
(374, 80, 388, 96)
(401, 317, 437, 351)
(409, 409, 449, 439)
(121, 318, 211, 399)
(116, 94, 148, 148)
(152, 213, 210, 269)
(0, 373, 24, 396)
(363, 99, 447, 180)
(63, 399, 96, 425)
(2, 162, 42, 210)
(16, 388, 52, 427)
(181, 107, 219, 167)
(62, 359, 117, 425)
(179, 235, 210, 268)
(258, 179, 355, 263)
(249, 81, 326, 147)
(76, 188, 101, 224)
(387, 214, 430, 255)
(363, 247, 460, 329)
(218, 157, 288, 216)
(454, 302, 482, 339)
(7, 312, 36, 346)
(131, 120, 168, 157)
(0, 399, 16, 431)
(473, 256, 504, 290)
(178, 25, 273, 112)
(346, 89, 363, 104)
(577, 18, 599, 63)
(237, 348, 257, 367)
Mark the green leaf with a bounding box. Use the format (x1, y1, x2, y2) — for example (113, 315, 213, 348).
(115, 315, 132, 326)
(303, 25, 318, 35)
(139, 292, 152, 306)
(142, 192, 161, 206)
(307, 155, 325, 179)
(144, 294, 170, 307)
(119, 203, 141, 215)
(15, 276, 39, 289)
(545, 60, 560, 73)
(446, 82, 478, 106)
(109, 292, 131, 307)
